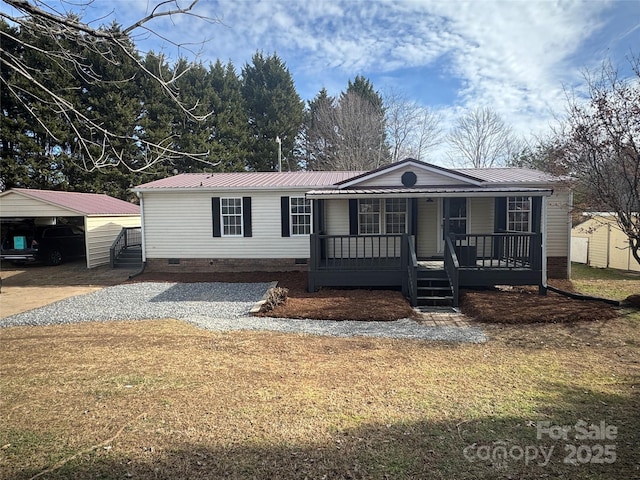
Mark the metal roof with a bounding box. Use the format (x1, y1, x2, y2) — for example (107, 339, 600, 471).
(0, 188, 140, 216)
(132, 162, 564, 193)
(456, 167, 561, 184)
(134, 171, 363, 191)
(306, 186, 554, 198)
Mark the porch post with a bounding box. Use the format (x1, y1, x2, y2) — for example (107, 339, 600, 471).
(532, 196, 547, 295)
(443, 197, 451, 241)
(539, 196, 548, 295)
(309, 233, 318, 292)
(408, 198, 418, 249)
(313, 199, 324, 234)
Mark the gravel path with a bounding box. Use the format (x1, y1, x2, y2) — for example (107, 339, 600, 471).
(1, 282, 486, 343)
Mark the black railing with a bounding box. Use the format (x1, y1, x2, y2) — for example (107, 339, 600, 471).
(451, 232, 542, 270)
(406, 234, 418, 306)
(311, 234, 404, 270)
(109, 227, 142, 268)
(444, 235, 460, 306)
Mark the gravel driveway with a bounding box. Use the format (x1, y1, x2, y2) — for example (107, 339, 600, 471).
(1, 282, 486, 343)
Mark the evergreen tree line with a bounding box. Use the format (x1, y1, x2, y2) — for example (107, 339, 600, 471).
(0, 18, 389, 199)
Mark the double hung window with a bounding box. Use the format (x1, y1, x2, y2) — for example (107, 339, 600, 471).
(358, 199, 407, 234)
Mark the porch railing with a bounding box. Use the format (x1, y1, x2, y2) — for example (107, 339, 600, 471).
(444, 235, 460, 306)
(451, 232, 542, 270)
(109, 227, 142, 268)
(311, 234, 404, 270)
(405, 234, 418, 306)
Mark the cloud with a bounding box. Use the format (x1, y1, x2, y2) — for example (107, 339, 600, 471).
(4, 0, 636, 142)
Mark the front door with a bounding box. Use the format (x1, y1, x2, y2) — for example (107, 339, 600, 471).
(436, 197, 468, 253)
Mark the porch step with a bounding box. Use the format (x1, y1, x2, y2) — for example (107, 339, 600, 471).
(113, 246, 142, 269)
(416, 269, 454, 307)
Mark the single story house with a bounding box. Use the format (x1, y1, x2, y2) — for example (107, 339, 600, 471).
(132, 158, 572, 306)
(572, 213, 640, 273)
(0, 188, 141, 268)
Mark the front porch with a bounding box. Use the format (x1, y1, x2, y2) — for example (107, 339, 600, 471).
(308, 230, 545, 307)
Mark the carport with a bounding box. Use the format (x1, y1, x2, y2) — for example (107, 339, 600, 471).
(0, 188, 140, 268)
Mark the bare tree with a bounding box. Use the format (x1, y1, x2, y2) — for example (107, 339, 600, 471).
(413, 108, 444, 161)
(0, 0, 219, 172)
(384, 89, 443, 163)
(332, 91, 387, 170)
(563, 55, 640, 266)
(305, 90, 388, 171)
(447, 106, 520, 168)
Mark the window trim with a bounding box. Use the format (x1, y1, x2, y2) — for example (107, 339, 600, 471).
(220, 197, 243, 237)
(507, 196, 532, 232)
(289, 196, 313, 236)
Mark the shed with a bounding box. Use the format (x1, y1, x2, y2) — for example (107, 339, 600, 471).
(572, 214, 640, 272)
(0, 188, 140, 268)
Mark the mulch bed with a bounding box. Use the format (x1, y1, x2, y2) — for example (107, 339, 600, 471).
(459, 285, 620, 324)
(132, 271, 623, 324)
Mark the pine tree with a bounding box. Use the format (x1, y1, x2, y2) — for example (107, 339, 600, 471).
(207, 60, 250, 171)
(241, 52, 304, 171)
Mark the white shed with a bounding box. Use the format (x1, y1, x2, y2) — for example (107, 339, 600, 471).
(0, 188, 140, 268)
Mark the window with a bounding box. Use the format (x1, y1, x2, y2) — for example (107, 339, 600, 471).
(444, 198, 467, 236)
(358, 199, 407, 234)
(358, 199, 381, 234)
(290, 197, 312, 235)
(385, 198, 407, 234)
(220, 197, 243, 236)
(507, 196, 531, 232)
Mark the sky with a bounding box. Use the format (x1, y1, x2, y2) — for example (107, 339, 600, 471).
(3, 0, 640, 157)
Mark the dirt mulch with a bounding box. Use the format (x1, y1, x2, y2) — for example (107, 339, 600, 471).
(459, 286, 621, 324)
(132, 271, 413, 321)
(133, 271, 624, 324)
(262, 288, 413, 321)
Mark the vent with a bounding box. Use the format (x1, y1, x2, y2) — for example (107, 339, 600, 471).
(401, 171, 417, 187)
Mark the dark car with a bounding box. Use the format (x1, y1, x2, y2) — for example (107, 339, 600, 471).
(1, 224, 85, 266)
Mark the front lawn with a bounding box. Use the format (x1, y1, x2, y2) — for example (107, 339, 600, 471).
(1, 313, 638, 479)
(570, 263, 640, 300)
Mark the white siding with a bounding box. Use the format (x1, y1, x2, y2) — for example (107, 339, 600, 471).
(0, 192, 77, 217)
(142, 190, 311, 258)
(417, 199, 438, 257)
(324, 199, 350, 235)
(546, 188, 571, 257)
(85, 215, 141, 268)
(355, 164, 474, 187)
(468, 198, 494, 234)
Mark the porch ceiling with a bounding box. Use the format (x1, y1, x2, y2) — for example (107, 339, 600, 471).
(306, 186, 553, 199)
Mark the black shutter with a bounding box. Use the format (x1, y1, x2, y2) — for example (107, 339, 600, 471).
(242, 197, 252, 237)
(315, 199, 325, 234)
(281, 196, 290, 237)
(410, 198, 418, 236)
(494, 197, 507, 232)
(531, 196, 542, 233)
(349, 199, 358, 235)
(212, 197, 221, 237)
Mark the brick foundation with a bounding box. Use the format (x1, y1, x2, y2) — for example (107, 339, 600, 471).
(145, 257, 309, 273)
(547, 256, 568, 279)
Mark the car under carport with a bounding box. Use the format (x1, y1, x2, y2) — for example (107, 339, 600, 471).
(0, 188, 140, 268)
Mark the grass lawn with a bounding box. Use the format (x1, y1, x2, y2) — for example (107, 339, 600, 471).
(0, 274, 638, 479)
(570, 262, 640, 300)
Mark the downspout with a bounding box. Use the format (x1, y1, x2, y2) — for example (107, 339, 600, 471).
(541, 195, 547, 291)
(606, 223, 611, 268)
(129, 191, 146, 280)
(83, 215, 91, 269)
(567, 190, 573, 279)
